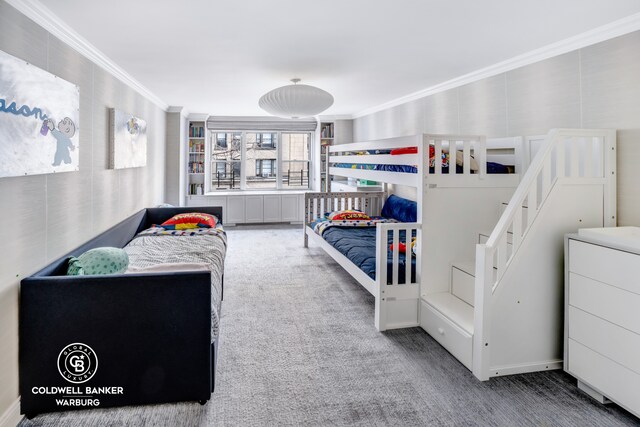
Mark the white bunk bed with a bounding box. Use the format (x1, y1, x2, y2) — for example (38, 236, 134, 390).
(306, 129, 616, 382)
(304, 134, 524, 332)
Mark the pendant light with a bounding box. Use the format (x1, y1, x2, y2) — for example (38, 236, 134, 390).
(258, 78, 334, 119)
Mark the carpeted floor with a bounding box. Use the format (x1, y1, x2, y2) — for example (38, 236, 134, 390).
(21, 225, 638, 426)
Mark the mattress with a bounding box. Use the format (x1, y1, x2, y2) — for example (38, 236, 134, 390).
(123, 227, 227, 340)
(320, 225, 416, 284)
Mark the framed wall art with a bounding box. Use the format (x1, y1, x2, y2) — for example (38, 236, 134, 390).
(109, 108, 147, 169)
(0, 49, 80, 178)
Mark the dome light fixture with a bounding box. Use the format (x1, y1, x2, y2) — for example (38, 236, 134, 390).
(259, 78, 334, 119)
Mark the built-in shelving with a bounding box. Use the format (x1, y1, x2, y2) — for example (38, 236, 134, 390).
(188, 121, 207, 195)
(319, 122, 334, 192)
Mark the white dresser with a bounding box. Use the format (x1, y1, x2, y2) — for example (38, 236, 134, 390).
(565, 227, 640, 418)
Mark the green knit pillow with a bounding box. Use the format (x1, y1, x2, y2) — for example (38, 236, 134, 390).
(67, 247, 129, 276)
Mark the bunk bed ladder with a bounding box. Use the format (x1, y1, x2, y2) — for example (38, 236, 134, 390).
(472, 129, 617, 380)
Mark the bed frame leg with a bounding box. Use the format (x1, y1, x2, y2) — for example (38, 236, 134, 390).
(375, 287, 387, 332)
(303, 228, 308, 248)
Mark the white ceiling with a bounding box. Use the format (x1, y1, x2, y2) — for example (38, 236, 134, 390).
(36, 0, 640, 117)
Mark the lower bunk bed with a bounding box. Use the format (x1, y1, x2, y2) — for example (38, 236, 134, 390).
(304, 192, 421, 331)
(19, 207, 225, 418)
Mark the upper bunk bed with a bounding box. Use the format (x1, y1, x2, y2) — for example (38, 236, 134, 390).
(306, 132, 533, 332)
(328, 134, 526, 188)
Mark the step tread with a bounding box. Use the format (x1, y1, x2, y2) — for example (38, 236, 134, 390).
(452, 260, 475, 276)
(422, 292, 474, 334)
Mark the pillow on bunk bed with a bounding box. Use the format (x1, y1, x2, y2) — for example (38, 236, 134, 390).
(390, 147, 417, 155)
(159, 212, 218, 230)
(326, 210, 371, 221)
(381, 195, 417, 223)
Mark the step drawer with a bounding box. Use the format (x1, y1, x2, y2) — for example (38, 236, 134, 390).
(569, 272, 640, 335)
(569, 240, 640, 295)
(568, 339, 640, 417)
(420, 300, 472, 370)
(451, 267, 474, 307)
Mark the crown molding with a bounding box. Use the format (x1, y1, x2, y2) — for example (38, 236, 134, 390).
(187, 113, 210, 122)
(167, 106, 190, 119)
(316, 114, 353, 121)
(6, 0, 169, 111)
(352, 12, 640, 119)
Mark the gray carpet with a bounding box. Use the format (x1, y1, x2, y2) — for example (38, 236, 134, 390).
(21, 225, 639, 426)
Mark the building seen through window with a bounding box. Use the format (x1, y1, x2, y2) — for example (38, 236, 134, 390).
(210, 131, 310, 190)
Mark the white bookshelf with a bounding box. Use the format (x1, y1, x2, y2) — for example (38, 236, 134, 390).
(319, 122, 334, 192)
(187, 120, 207, 195)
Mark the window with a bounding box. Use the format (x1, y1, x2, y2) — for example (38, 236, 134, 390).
(211, 133, 241, 189)
(281, 133, 310, 189)
(208, 131, 311, 191)
(246, 133, 278, 189)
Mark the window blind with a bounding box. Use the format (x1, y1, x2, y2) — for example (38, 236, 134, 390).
(207, 116, 317, 132)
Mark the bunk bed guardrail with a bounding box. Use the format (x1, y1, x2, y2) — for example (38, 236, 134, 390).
(328, 134, 494, 187)
(303, 191, 385, 223)
(376, 221, 421, 330)
(303, 191, 386, 247)
(473, 128, 617, 379)
(425, 135, 486, 177)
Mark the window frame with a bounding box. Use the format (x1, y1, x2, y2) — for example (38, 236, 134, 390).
(208, 130, 312, 192)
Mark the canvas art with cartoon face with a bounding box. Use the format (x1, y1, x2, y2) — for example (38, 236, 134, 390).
(58, 117, 76, 138)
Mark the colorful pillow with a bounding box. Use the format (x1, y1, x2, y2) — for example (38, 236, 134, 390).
(381, 195, 417, 223)
(390, 147, 418, 155)
(327, 210, 371, 221)
(160, 212, 218, 230)
(67, 247, 129, 276)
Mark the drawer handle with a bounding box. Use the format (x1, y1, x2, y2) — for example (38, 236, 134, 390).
(437, 327, 445, 335)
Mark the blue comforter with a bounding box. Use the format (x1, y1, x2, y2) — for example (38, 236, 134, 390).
(320, 226, 416, 284)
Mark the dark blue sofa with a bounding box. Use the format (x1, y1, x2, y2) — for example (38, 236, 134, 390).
(19, 207, 224, 418)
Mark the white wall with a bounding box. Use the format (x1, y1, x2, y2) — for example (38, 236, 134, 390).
(353, 31, 640, 224)
(0, 1, 167, 420)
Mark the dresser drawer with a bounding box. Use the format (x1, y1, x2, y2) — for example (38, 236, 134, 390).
(568, 339, 640, 417)
(420, 300, 472, 370)
(569, 240, 640, 294)
(569, 272, 640, 335)
(568, 306, 640, 373)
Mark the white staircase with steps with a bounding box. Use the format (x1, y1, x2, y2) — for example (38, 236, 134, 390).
(419, 129, 617, 381)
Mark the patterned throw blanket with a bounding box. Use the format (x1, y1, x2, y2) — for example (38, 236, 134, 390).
(124, 227, 227, 340)
(312, 216, 397, 236)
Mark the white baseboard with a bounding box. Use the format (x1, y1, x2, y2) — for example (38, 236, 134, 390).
(489, 360, 563, 378)
(0, 398, 22, 427)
